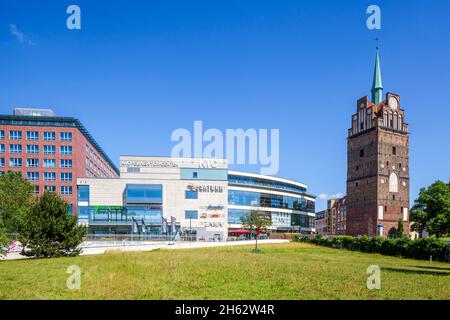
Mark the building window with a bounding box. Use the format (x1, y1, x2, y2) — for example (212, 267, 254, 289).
(60, 132, 73, 141)
(44, 172, 56, 181)
(77, 185, 90, 202)
(26, 145, 39, 154)
(61, 186, 73, 195)
(389, 172, 398, 193)
(193, 171, 198, 178)
(185, 210, 198, 219)
(359, 149, 364, 157)
(185, 190, 198, 199)
(60, 159, 73, 168)
(60, 145, 72, 155)
(0, 130, 4, 140)
(9, 144, 22, 153)
(43, 145, 56, 154)
(44, 185, 56, 192)
(27, 172, 39, 181)
(9, 158, 22, 167)
(9, 131, 22, 140)
(60, 172, 73, 182)
(392, 146, 396, 155)
(27, 158, 39, 168)
(26, 131, 39, 140)
(0, 158, 4, 167)
(43, 132, 56, 141)
(33, 186, 39, 194)
(43, 158, 56, 168)
(0, 144, 4, 153)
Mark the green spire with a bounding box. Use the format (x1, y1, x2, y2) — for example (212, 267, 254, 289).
(371, 47, 383, 105)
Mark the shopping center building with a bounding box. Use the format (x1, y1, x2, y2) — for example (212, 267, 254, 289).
(77, 156, 315, 240)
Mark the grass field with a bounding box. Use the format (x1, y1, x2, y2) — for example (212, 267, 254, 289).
(0, 243, 449, 300)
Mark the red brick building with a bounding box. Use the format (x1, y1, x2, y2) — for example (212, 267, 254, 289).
(346, 49, 410, 238)
(0, 108, 119, 214)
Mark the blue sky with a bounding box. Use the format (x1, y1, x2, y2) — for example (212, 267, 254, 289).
(1, 0, 449, 210)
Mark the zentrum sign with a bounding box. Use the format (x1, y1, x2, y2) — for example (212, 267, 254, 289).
(120, 160, 178, 168)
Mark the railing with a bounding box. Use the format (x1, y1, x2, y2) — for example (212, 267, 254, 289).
(82, 234, 217, 242)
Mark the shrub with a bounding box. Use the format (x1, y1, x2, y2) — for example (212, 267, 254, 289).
(295, 234, 449, 262)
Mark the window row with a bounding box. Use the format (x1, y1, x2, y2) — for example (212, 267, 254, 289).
(31, 185, 73, 195)
(0, 144, 72, 155)
(25, 172, 73, 182)
(3, 158, 72, 168)
(228, 190, 316, 212)
(0, 130, 72, 141)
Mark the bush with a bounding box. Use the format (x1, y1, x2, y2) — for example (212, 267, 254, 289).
(293, 234, 449, 262)
(19, 191, 86, 258)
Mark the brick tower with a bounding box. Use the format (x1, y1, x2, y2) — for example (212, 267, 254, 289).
(346, 48, 410, 238)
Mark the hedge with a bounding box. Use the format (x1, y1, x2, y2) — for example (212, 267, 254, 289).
(294, 234, 449, 262)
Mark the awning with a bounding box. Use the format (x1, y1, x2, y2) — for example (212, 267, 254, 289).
(228, 229, 251, 234)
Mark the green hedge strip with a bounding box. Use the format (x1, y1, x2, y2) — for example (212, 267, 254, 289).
(294, 235, 449, 262)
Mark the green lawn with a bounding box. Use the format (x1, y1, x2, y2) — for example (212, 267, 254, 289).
(0, 243, 449, 300)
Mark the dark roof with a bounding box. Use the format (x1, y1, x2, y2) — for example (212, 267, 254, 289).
(0, 114, 119, 175)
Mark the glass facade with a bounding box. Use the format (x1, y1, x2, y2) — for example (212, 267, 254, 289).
(180, 168, 228, 181)
(228, 209, 314, 229)
(228, 174, 307, 194)
(228, 190, 315, 212)
(185, 190, 198, 199)
(185, 210, 198, 219)
(124, 184, 163, 204)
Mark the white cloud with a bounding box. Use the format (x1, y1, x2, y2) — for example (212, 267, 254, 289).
(317, 192, 344, 200)
(9, 24, 35, 45)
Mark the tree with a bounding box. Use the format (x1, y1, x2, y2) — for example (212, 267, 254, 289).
(397, 219, 404, 238)
(240, 210, 268, 252)
(0, 218, 8, 257)
(19, 191, 86, 258)
(0, 172, 35, 235)
(410, 180, 450, 238)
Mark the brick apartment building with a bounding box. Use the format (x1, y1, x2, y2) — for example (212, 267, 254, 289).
(346, 48, 410, 238)
(0, 108, 119, 214)
(315, 196, 346, 236)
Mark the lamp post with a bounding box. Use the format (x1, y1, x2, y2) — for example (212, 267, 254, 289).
(190, 217, 192, 241)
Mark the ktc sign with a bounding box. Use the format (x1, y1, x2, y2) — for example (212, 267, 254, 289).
(200, 159, 218, 168)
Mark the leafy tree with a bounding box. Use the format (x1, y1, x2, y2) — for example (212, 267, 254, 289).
(0, 218, 8, 257)
(0, 172, 35, 235)
(240, 210, 268, 251)
(19, 191, 86, 258)
(410, 180, 450, 238)
(397, 219, 404, 238)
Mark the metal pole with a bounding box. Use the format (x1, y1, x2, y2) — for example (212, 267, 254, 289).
(190, 217, 192, 241)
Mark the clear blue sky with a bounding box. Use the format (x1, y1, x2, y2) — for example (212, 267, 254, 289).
(1, 0, 449, 211)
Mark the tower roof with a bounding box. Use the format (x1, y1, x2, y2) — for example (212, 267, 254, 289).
(371, 47, 383, 105)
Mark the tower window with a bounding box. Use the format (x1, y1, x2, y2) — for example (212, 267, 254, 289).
(359, 149, 364, 157)
(393, 195, 395, 200)
(356, 165, 359, 171)
(384, 206, 387, 212)
(392, 146, 396, 155)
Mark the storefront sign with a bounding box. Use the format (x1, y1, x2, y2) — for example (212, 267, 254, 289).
(271, 212, 291, 227)
(187, 184, 224, 193)
(120, 160, 178, 168)
(207, 205, 224, 210)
